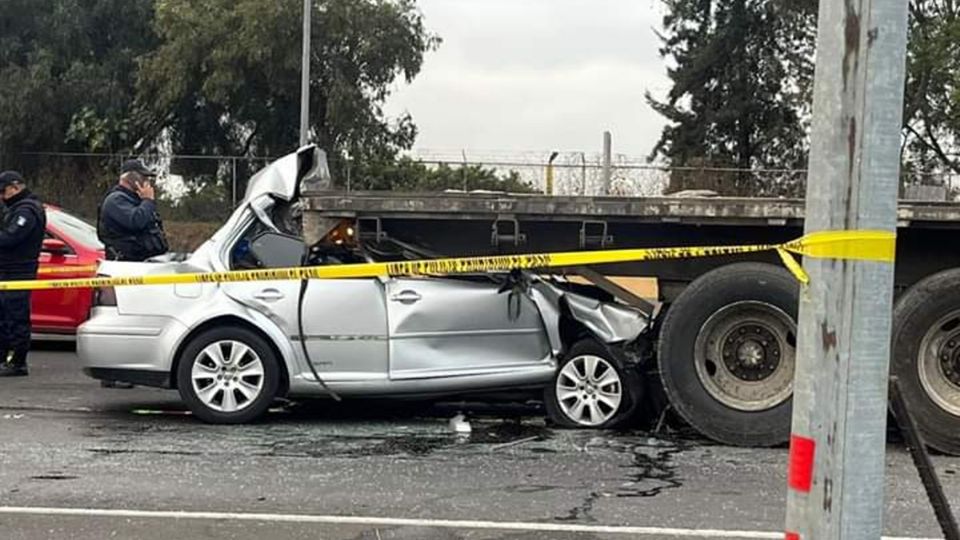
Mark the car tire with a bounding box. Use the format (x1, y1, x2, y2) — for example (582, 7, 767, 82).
(657, 263, 798, 447)
(545, 339, 641, 429)
(176, 326, 280, 424)
(892, 270, 960, 455)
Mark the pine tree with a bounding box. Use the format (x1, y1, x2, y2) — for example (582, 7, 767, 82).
(648, 0, 816, 196)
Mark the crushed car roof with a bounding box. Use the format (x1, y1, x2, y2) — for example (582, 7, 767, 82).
(243, 145, 331, 203)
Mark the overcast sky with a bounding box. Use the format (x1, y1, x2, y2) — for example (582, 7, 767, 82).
(383, 0, 670, 160)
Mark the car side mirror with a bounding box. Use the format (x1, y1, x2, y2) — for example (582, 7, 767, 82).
(249, 232, 306, 269)
(42, 238, 71, 256)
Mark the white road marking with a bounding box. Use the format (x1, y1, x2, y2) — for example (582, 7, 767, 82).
(0, 506, 942, 539)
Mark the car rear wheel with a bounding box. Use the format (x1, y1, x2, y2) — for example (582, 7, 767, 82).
(545, 339, 640, 429)
(176, 326, 280, 424)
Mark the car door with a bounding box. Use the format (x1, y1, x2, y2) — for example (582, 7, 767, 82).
(222, 225, 390, 381)
(32, 233, 91, 332)
(386, 276, 551, 380)
(222, 278, 389, 381)
(33, 207, 106, 333)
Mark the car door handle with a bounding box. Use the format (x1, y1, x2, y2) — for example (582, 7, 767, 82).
(253, 288, 285, 302)
(390, 290, 422, 303)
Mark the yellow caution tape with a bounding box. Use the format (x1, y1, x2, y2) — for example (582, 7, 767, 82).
(776, 248, 810, 285)
(0, 230, 895, 292)
(782, 230, 896, 263)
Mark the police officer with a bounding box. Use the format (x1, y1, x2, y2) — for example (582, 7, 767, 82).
(97, 159, 168, 262)
(96, 160, 168, 389)
(0, 171, 46, 377)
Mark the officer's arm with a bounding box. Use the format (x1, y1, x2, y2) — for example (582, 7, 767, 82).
(109, 196, 157, 233)
(0, 207, 39, 248)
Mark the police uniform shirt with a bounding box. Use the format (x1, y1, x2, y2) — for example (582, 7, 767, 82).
(0, 189, 45, 276)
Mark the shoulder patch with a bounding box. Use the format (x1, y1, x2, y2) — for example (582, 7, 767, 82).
(15, 215, 27, 227)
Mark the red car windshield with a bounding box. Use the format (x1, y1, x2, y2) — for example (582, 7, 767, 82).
(47, 207, 104, 250)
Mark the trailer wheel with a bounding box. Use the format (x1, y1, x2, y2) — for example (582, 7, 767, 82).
(892, 270, 960, 455)
(658, 263, 798, 446)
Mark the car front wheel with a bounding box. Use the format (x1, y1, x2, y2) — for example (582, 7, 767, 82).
(176, 326, 280, 424)
(545, 339, 640, 429)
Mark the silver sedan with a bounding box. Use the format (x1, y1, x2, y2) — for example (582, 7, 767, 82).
(78, 146, 651, 427)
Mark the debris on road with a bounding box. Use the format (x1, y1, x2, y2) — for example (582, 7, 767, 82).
(449, 413, 471, 434)
(490, 435, 540, 451)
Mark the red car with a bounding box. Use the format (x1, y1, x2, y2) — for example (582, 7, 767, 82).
(32, 205, 104, 337)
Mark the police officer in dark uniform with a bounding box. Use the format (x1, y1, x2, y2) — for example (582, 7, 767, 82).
(0, 171, 46, 377)
(96, 160, 168, 388)
(97, 159, 168, 262)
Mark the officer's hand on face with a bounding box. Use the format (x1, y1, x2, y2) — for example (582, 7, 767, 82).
(136, 180, 155, 201)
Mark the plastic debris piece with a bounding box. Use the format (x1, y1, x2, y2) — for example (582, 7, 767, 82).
(449, 412, 472, 434)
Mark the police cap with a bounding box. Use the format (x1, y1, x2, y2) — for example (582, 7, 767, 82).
(0, 170, 24, 189)
(120, 159, 157, 177)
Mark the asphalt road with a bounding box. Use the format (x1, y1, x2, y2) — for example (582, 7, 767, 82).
(1, 346, 958, 540)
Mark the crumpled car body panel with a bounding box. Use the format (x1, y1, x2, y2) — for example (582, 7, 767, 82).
(528, 277, 650, 356)
(562, 292, 649, 344)
(243, 145, 330, 203)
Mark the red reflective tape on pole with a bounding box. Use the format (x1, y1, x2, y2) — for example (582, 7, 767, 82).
(788, 435, 816, 493)
(785, 532, 800, 540)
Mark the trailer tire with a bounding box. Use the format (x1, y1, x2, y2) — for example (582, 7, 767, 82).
(892, 269, 960, 455)
(658, 263, 798, 446)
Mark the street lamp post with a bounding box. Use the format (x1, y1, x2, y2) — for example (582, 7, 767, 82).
(299, 0, 311, 147)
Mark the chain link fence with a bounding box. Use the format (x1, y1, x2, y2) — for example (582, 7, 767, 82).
(11, 152, 274, 222)
(402, 149, 960, 200)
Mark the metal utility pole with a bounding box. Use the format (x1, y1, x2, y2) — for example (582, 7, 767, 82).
(299, 0, 312, 147)
(601, 131, 612, 195)
(784, 0, 909, 538)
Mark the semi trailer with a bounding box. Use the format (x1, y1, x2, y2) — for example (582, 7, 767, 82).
(300, 188, 960, 454)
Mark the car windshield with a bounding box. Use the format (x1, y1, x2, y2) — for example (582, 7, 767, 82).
(47, 207, 104, 250)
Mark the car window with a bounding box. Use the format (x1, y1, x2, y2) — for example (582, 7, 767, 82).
(231, 220, 273, 270)
(231, 201, 370, 269)
(250, 232, 306, 268)
(46, 208, 104, 250)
